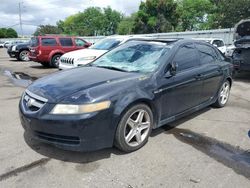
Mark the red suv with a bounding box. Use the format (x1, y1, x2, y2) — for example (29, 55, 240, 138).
(29, 36, 91, 67)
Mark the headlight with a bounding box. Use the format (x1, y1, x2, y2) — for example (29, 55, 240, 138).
(77, 56, 96, 61)
(12, 45, 17, 51)
(50, 101, 111, 114)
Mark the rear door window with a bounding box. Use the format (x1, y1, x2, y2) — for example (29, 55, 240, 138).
(59, 38, 73, 46)
(196, 44, 217, 64)
(41, 38, 57, 46)
(173, 44, 199, 72)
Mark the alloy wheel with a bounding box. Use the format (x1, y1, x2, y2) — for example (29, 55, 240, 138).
(124, 109, 151, 147)
(220, 82, 230, 105)
(20, 51, 29, 61)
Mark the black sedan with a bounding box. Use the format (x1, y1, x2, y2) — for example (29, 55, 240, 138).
(19, 39, 233, 152)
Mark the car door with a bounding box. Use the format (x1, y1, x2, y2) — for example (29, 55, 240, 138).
(195, 43, 224, 103)
(40, 38, 58, 60)
(159, 43, 203, 120)
(59, 37, 75, 53)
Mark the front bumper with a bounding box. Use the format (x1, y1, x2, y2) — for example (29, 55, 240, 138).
(19, 101, 117, 152)
(58, 62, 75, 70)
(7, 50, 18, 58)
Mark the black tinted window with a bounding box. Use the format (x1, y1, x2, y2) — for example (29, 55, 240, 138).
(174, 44, 199, 71)
(41, 38, 57, 46)
(196, 44, 216, 64)
(59, 38, 73, 46)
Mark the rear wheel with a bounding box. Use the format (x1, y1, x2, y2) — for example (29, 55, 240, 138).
(50, 54, 61, 68)
(115, 104, 153, 152)
(18, 50, 30, 61)
(213, 80, 231, 108)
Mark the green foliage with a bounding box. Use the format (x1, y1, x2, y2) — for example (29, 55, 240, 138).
(117, 14, 136, 35)
(210, 0, 250, 28)
(177, 0, 214, 31)
(0, 28, 18, 38)
(33, 25, 62, 36)
(133, 0, 179, 33)
(59, 7, 122, 36)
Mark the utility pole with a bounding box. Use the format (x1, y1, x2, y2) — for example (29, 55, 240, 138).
(18, 2, 23, 37)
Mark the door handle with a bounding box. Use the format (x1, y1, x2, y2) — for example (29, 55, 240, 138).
(195, 74, 204, 80)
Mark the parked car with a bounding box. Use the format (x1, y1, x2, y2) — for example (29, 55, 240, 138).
(195, 38, 227, 54)
(3, 41, 12, 48)
(232, 19, 250, 72)
(19, 39, 233, 152)
(59, 36, 142, 70)
(28, 36, 91, 68)
(7, 41, 31, 61)
(0, 41, 4, 48)
(225, 44, 236, 57)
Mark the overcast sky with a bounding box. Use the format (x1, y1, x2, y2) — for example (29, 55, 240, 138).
(0, 0, 143, 35)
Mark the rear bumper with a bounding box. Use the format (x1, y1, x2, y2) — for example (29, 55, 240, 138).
(233, 61, 250, 71)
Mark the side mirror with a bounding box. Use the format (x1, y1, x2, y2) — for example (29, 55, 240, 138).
(165, 61, 177, 78)
(170, 61, 177, 76)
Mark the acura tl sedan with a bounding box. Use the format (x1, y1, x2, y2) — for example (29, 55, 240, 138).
(19, 39, 233, 152)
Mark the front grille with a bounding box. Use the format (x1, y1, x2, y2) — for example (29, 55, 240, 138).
(60, 57, 74, 65)
(35, 131, 80, 145)
(22, 90, 47, 112)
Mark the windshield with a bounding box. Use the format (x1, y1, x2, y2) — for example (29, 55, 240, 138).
(92, 41, 170, 73)
(90, 38, 122, 50)
(30, 37, 39, 47)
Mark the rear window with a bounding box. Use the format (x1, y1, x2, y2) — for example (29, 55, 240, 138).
(59, 38, 73, 46)
(196, 44, 217, 64)
(30, 37, 39, 47)
(41, 38, 57, 46)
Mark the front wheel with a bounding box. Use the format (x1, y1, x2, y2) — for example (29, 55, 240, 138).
(18, 50, 30, 61)
(50, 54, 61, 68)
(213, 80, 231, 108)
(115, 104, 153, 152)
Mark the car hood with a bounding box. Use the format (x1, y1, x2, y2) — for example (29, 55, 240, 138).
(27, 67, 142, 103)
(61, 48, 107, 60)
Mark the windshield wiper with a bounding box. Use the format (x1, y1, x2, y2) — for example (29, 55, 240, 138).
(96, 66, 128, 72)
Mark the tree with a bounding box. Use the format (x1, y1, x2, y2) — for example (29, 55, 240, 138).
(0, 28, 18, 38)
(58, 7, 122, 36)
(133, 0, 179, 34)
(177, 0, 214, 31)
(209, 0, 250, 28)
(117, 14, 136, 35)
(33, 25, 62, 36)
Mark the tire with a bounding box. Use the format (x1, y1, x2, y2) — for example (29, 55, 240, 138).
(50, 54, 61, 68)
(213, 80, 231, 108)
(18, 50, 30, 61)
(115, 104, 153, 152)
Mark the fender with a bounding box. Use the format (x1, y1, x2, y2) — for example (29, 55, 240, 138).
(113, 88, 160, 128)
(48, 49, 64, 61)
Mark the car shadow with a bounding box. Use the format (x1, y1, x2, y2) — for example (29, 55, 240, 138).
(233, 72, 250, 83)
(150, 107, 211, 137)
(29, 65, 55, 69)
(24, 132, 125, 164)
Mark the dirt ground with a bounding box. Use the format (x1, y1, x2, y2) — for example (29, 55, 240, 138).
(0, 48, 249, 188)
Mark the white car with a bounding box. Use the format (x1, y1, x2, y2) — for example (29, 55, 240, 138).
(225, 44, 236, 57)
(195, 38, 227, 54)
(59, 36, 140, 70)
